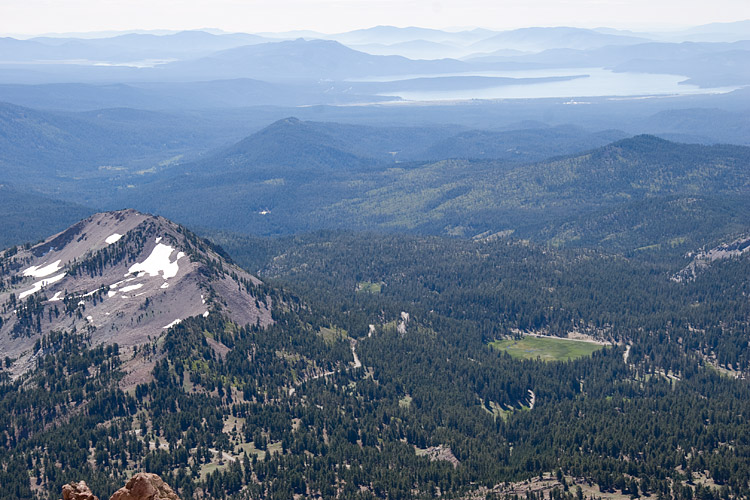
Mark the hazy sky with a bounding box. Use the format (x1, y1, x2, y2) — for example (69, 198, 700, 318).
(2, 0, 749, 35)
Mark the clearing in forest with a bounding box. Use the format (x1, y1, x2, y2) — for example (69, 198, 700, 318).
(490, 336, 604, 361)
(356, 281, 382, 294)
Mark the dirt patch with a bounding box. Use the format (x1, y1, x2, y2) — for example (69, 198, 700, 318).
(416, 445, 459, 468)
(206, 337, 230, 359)
(470, 474, 632, 500)
(118, 346, 158, 391)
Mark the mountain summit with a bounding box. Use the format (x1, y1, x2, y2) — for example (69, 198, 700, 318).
(0, 209, 272, 376)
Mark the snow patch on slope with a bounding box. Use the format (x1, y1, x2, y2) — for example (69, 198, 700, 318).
(19, 273, 66, 300)
(128, 242, 185, 279)
(105, 233, 123, 245)
(163, 319, 182, 329)
(23, 260, 62, 278)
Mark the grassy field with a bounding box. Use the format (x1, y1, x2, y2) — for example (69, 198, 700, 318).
(356, 281, 382, 294)
(319, 326, 348, 344)
(399, 395, 413, 408)
(489, 336, 605, 361)
(480, 398, 516, 421)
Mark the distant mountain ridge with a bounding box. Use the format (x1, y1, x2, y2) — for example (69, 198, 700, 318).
(0, 30, 270, 62)
(1, 23, 749, 90)
(0, 100, 245, 187)
(218, 117, 374, 172)
(467, 26, 650, 53)
(104, 125, 750, 242)
(2, 109, 749, 251)
(510, 134, 750, 203)
(162, 38, 472, 81)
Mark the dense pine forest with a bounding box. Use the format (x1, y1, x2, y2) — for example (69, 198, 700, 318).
(2, 225, 750, 499)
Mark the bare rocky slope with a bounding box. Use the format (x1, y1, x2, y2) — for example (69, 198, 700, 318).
(675, 233, 750, 281)
(0, 209, 273, 377)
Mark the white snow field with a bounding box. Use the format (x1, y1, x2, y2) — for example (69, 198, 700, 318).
(120, 284, 144, 293)
(128, 241, 185, 279)
(105, 233, 123, 245)
(23, 259, 62, 278)
(163, 319, 182, 329)
(19, 272, 66, 300)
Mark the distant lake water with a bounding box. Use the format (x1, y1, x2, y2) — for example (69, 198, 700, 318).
(351, 68, 741, 101)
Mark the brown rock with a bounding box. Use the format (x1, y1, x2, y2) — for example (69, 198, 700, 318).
(109, 473, 180, 500)
(61, 481, 99, 500)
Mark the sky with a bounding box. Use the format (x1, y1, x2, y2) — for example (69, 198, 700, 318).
(1, 0, 749, 36)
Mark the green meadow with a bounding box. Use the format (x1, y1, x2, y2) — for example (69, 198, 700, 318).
(490, 336, 605, 361)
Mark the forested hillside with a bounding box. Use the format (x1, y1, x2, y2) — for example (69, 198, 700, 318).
(0, 184, 93, 249)
(0, 102, 230, 186)
(210, 230, 750, 371)
(2, 262, 749, 499)
(4, 214, 750, 499)
(111, 132, 750, 240)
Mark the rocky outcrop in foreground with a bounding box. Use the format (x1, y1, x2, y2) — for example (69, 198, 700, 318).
(61, 481, 98, 500)
(60, 473, 180, 500)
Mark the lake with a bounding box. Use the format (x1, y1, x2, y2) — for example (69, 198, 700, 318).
(351, 68, 742, 101)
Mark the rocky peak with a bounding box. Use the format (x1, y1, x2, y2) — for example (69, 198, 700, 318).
(0, 209, 273, 376)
